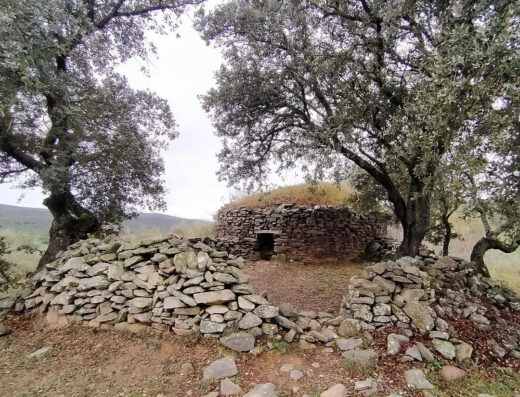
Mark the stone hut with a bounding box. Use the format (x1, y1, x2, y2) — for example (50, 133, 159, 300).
(217, 204, 384, 260)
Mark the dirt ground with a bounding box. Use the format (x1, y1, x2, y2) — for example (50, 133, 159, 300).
(244, 259, 367, 313)
(1, 313, 519, 397)
(2, 309, 520, 397)
(0, 314, 379, 397)
(1, 260, 519, 397)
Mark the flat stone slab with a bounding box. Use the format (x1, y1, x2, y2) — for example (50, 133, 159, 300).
(290, 369, 304, 380)
(202, 357, 238, 381)
(220, 333, 255, 352)
(28, 346, 52, 359)
(342, 348, 379, 371)
(220, 377, 243, 396)
(194, 290, 236, 305)
(244, 383, 276, 397)
(320, 384, 348, 397)
(337, 338, 363, 351)
(405, 369, 434, 390)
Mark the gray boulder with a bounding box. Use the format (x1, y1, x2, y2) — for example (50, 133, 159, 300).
(220, 333, 255, 352)
(238, 313, 262, 330)
(403, 302, 434, 331)
(405, 369, 434, 390)
(202, 357, 238, 381)
(341, 349, 378, 368)
(244, 383, 276, 397)
(337, 338, 363, 351)
(387, 333, 409, 355)
(431, 339, 456, 360)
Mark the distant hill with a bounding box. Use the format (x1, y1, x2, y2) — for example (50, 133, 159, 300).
(0, 203, 211, 235)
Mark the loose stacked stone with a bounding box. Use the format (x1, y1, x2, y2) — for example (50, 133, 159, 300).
(342, 254, 520, 332)
(217, 204, 384, 260)
(20, 234, 286, 337)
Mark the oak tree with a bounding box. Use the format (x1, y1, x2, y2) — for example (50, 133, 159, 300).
(1, 0, 203, 269)
(197, 0, 519, 257)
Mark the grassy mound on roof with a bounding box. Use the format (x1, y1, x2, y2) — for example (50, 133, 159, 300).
(224, 182, 356, 210)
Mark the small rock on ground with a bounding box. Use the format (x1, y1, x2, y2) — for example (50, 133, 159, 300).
(280, 363, 294, 372)
(244, 383, 276, 397)
(220, 377, 243, 396)
(0, 323, 11, 337)
(220, 333, 255, 352)
(290, 369, 304, 380)
(440, 366, 466, 382)
(28, 346, 52, 359)
(405, 369, 434, 390)
(320, 383, 348, 397)
(180, 361, 194, 375)
(203, 357, 238, 381)
(355, 378, 376, 391)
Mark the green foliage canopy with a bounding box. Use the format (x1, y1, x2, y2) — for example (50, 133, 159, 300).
(0, 0, 202, 224)
(197, 0, 519, 255)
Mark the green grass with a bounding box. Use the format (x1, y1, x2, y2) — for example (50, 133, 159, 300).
(427, 366, 520, 397)
(341, 358, 377, 377)
(268, 336, 293, 353)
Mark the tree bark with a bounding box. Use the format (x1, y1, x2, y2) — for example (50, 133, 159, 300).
(442, 216, 451, 256)
(396, 196, 431, 258)
(37, 189, 99, 271)
(470, 236, 519, 278)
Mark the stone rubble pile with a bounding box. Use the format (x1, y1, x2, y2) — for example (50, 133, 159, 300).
(342, 253, 520, 360)
(15, 234, 299, 339)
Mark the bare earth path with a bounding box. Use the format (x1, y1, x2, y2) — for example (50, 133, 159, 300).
(0, 314, 364, 397)
(244, 259, 367, 313)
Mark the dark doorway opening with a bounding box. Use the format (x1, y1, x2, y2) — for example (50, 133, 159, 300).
(257, 233, 275, 260)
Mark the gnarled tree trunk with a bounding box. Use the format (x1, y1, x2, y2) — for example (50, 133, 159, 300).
(470, 236, 519, 278)
(37, 189, 99, 271)
(396, 196, 431, 258)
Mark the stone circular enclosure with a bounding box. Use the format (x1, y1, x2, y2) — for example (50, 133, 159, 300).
(217, 204, 384, 260)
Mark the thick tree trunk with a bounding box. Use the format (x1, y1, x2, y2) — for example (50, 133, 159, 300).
(37, 189, 99, 271)
(396, 196, 430, 258)
(470, 236, 519, 278)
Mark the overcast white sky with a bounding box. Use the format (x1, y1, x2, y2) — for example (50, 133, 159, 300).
(0, 10, 301, 221)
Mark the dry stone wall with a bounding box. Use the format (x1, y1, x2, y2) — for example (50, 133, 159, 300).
(342, 252, 520, 330)
(2, 233, 519, 364)
(217, 204, 384, 259)
(18, 234, 295, 337)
